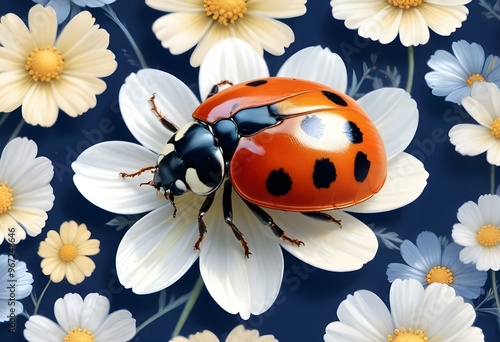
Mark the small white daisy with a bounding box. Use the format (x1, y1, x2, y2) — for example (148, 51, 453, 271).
(0, 137, 54, 244)
(449, 82, 500, 166)
(146, 0, 306, 66)
(324, 278, 484, 342)
(452, 194, 500, 271)
(425, 40, 500, 104)
(0, 254, 33, 322)
(33, 0, 118, 24)
(24, 292, 136, 342)
(330, 0, 471, 46)
(170, 325, 277, 342)
(0, 4, 117, 127)
(387, 231, 487, 299)
(72, 39, 427, 319)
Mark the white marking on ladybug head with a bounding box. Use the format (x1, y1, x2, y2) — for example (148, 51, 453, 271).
(159, 143, 175, 156)
(174, 122, 197, 142)
(174, 179, 187, 193)
(185, 168, 214, 195)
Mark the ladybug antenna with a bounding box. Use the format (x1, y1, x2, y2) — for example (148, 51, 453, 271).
(149, 94, 179, 133)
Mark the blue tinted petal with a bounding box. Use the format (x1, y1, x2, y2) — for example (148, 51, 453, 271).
(452, 40, 485, 75)
(387, 263, 427, 284)
(415, 231, 442, 266)
(441, 242, 461, 267)
(483, 55, 500, 84)
(399, 240, 429, 272)
(45, 0, 72, 24)
(72, 0, 116, 7)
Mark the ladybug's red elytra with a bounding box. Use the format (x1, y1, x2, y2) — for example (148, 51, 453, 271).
(121, 77, 387, 257)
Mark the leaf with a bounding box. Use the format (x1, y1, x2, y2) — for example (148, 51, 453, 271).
(106, 215, 142, 231)
(373, 227, 402, 250)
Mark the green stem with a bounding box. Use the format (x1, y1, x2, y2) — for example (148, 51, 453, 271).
(405, 46, 414, 94)
(0, 113, 9, 127)
(33, 279, 51, 315)
(171, 276, 204, 338)
(134, 292, 191, 336)
(102, 5, 148, 69)
(9, 119, 24, 141)
(491, 164, 496, 194)
(492, 270, 500, 315)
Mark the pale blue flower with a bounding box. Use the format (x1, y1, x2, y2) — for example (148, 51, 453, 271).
(0, 254, 33, 321)
(32, 0, 117, 24)
(425, 40, 500, 105)
(387, 231, 487, 299)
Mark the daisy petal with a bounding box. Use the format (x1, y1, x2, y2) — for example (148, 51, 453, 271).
(247, 0, 306, 18)
(119, 69, 200, 153)
(277, 46, 348, 92)
(390, 278, 425, 329)
(275, 210, 377, 271)
(399, 9, 429, 46)
(449, 124, 495, 158)
(469, 82, 500, 123)
(238, 15, 294, 56)
(419, 3, 469, 37)
(145, 0, 203, 13)
(0, 13, 36, 54)
(80, 293, 110, 332)
(198, 38, 270, 100)
(325, 321, 374, 341)
(29, 4, 57, 46)
(357, 88, 418, 160)
(24, 315, 66, 342)
(94, 310, 136, 341)
(0, 70, 31, 112)
(54, 293, 84, 332)
(347, 153, 428, 213)
(116, 200, 200, 294)
(22, 83, 59, 127)
(72, 141, 165, 214)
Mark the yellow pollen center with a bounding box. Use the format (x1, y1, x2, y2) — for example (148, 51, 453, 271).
(64, 327, 95, 342)
(426, 266, 454, 284)
(0, 182, 13, 214)
(204, 0, 247, 26)
(59, 244, 78, 262)
(466, 73, 486, 86)
(388, 327, 428, 342)
(491, 118, 500, 139)
(387, 0, 423, 9)
(25, 45, 64, 82)
(476, 224, 500, 247)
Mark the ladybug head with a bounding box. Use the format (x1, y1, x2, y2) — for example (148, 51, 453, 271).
(153, 122, 225, 197)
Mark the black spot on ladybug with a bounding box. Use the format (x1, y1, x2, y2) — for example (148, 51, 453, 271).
(322, 91, 348, 106)
(300, 115, 325, 139)
(246, 79, 268, 87)
(266, 168, 293, 196)
(354, 151, 370, 182)
(344, 121, 363, 143)
(313, 158, 336, 189)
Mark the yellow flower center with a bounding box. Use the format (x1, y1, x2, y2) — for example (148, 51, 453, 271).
(476, 224, 500, 247)
(465, 73, 486, 86)
(388, 327, 428, 342)
(59, 244, 78, 262)
(0, 182, 13, 214)
(25, 45, 64, 82)
(204, 0, 247, 26)
(387, 0, 423, 9)
(64, 327, 95, 342)
(491, 118, 500, 139)
(425, 266, 454, 284)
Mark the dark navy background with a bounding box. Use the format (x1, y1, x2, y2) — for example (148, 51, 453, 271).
(1, 1, 499, 341)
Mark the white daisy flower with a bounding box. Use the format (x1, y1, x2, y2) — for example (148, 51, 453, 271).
(33, 0, 118, 24)
(452, 194, 500, 271)
(170, 325, 277, 342)
(23, 293, 136, 342)
(145, 0, 306, 66)
(324, 278, 484, 341)
(72, 39, 427, 319)
(0, 137, 54, 244)
(0, 4, 117, 127)
(0, 254, 33, 322)
(330, 0, 471, 47)
(449, 82, 500, 166)
(425, 40, 500, 104)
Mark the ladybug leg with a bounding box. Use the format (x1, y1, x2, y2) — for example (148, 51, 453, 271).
(243, 200, 305, 248)
(164, 190, 177, 218)
(194, 191, 216, 251)
(119, 165, 156, 178)
(302, 212, 342, 228)
(149, 94, 179, 133)
(223, 180, 252, 258)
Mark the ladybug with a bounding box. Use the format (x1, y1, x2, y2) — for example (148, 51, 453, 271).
(121, 77, 387, 257)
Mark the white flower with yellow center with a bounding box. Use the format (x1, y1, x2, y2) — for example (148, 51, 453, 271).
(38, 220, 100, 285)
(452, 194, 500, 271)
(324, 278, 484, 342)
(23, 293, 136, 342)
(330, 0, 471, 46)
(72, 39, 427, 319)
(146, 0, 306, 66)
(0, 137, 54, 244)
(449, 82, 500, 166)
(171, 325, 277, 342)
(0, 4, 117, 127)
